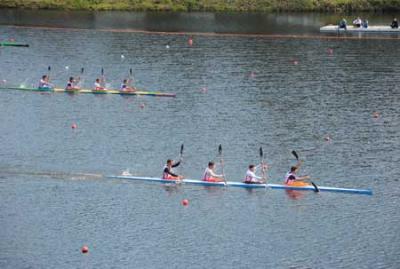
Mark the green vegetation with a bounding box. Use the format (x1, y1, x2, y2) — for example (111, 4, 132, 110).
(1, 0, 400, 12)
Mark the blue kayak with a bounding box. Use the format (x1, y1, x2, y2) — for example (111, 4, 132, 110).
(107, 175, 373, 195)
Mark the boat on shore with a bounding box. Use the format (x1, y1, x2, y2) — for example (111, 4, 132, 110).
(0, 86, 176, 97)
(108, 175, 373, 195)
(320, 25, 400, 33)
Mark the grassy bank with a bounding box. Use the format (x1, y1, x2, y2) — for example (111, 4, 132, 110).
(1, 0, 400, 12)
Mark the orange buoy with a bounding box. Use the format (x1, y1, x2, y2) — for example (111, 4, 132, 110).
(181, 199, 189, 206)
(81, 245, 89, 253)
(71, 123, 77, 129)
(188, 38, 193, 46)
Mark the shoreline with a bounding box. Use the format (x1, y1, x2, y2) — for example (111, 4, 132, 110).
(1, 1, 400, 12)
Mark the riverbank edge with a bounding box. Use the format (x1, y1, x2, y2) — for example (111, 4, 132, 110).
(1, 1, 400, 12)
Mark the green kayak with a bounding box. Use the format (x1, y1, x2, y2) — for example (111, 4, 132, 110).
(0, 42, 29, 47)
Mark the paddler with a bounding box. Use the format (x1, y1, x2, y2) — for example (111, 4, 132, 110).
(38, 75, 52, 90)
(391, 18, 399, 29)
(202, 162, 224, 182)
(338, 18, 347, 30)
(243, 164, 267, 184)
(66, 76, 80, 91)
(352, 17, 362, 28)
(162, 159, 183, 180)
(120, 79, 136, 92)
(284, 161, 310, 186)
(94, 78, 105, 91)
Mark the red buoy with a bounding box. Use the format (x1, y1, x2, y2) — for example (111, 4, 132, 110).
(188, 38, 193, 46)
(81, 245, 89, 254)
(71, 123, 77, 129)
(181, 199, 189, 206)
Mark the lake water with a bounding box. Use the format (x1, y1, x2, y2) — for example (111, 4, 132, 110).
(0, 10, 399, 269)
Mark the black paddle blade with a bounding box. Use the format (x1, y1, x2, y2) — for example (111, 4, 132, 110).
(180, 144, 184, 155)
(291, 150, 299, 160)
(130, 68, 133, 76)
(81, 67, 84, 74)
(311, 181, 320, 193)
(101, 68, 104, 76)
(259, 147, 263, 158)
(218, 144, 222, 155)
(48, 66, 51, 71)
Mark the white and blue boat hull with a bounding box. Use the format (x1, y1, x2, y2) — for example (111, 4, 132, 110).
(108, 175, 373, 195)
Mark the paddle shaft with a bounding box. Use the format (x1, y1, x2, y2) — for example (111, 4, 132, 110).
(260, 147, 266, 182)
(218, 145, 227, 184)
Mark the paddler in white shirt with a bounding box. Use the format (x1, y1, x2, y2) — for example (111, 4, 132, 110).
(162, 159, 184, 180)
(94, 78, 105, 91)
(243, 164, 267, 184)
(38, 75, 52, 90)
(202, 162, 224, 182)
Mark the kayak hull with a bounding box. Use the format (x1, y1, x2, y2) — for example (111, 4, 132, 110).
(0, 42, 29, 47)
(108, 175, 373, 195)
(0, 86, 176, 97)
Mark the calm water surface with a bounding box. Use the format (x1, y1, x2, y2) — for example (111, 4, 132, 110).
(0, 10, 399, 269)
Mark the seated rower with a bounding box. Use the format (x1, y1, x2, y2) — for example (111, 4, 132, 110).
(284, 162, 310, 186)
(94, 78, 105, 91)
(202, 162, 224, 182)
(243, 164, 267, 184)
(120, 79, 136, 92)
(66, 77, 80, 91)
(362, 19, 368, 28)
(162, 159, 183, 180)
(391, 18, 399, 29)
(339, 18, 347, 30)
(353, 17, 362, 28)
(38, 75, 52, 90)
